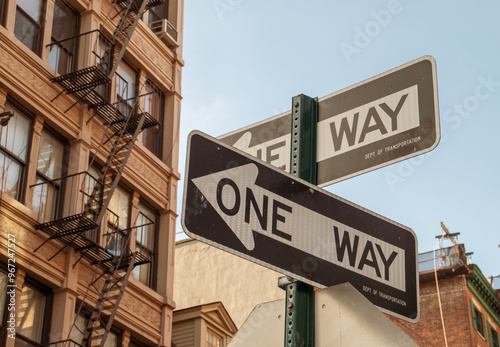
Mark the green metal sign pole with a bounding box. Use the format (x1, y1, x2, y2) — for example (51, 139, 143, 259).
(284, 94, 318, 347)
(290, 94, 317, 183)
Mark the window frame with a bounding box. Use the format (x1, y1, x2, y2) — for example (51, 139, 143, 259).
(82, 164, 101, 243)
(471, 300, 486, 339)
(71, 308, 121, 347)
(107, 185, 132, 231)
(48, 0, 80, 75)
(489, 322, 500, 347)
(14, 0, 47, 56)
(32, 126, 69, 221)
(141, 79, 164, 158)
(94, 33, 113, 101)
(0, 266, 52, 346)
(148, 1, 168, 24)
(115, 61, 138, 118)
(0, 102, 33, 204)
(70, 309, 89, 345)
(105, 184, 132, 255)
(133, 201, 158, 289)
(207, 329, 225, 347)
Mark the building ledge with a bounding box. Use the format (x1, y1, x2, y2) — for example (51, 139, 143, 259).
(419, 263, 469, 283)
(467, 264, 500, 325)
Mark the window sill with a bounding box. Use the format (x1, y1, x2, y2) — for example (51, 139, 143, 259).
(0, 26, 54, 80)
(0, 194, 39, 224)
(127, 276, 175, 310)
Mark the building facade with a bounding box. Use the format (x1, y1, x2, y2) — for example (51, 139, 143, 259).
(174, 239, 285, 329)
(0, 0, 183, 345)
(172, 302, 237, 347)
(175, 239, 500, 346)
(391, 245, 500, 347)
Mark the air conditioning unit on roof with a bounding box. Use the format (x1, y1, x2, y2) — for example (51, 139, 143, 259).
(149, 19, 178, 48)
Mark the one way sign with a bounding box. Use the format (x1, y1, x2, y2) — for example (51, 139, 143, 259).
(182, 131, 419, 322)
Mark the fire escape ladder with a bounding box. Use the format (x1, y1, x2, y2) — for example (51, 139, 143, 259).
(81, 231, 135, 347)
(85, 110, 147, 227)
(106, 0, 164, 78)
(107, 1, 140, 77)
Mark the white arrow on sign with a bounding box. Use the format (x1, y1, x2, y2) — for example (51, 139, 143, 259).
(192, 163, 406, 291)
(232, 131, 290, 171)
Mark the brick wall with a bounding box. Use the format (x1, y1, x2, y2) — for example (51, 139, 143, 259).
(390, 274, 476, 346)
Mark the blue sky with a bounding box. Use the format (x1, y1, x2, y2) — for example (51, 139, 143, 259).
(178, 1, 500, 283)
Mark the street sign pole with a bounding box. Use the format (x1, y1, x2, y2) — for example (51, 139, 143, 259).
(284, 94, 318, 347)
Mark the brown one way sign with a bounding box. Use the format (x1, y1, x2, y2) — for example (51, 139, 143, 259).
(182, 131, 419, 323)
(219, 56, 440, 187)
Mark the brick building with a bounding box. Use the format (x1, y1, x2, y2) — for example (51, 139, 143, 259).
(0, 0, 183, 345)
(391, 244, 500, 346)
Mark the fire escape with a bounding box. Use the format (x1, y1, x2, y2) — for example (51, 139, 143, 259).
(34, 0, 164, 346)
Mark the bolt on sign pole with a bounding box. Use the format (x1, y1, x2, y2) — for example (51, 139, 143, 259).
(284, 94, 318, 347)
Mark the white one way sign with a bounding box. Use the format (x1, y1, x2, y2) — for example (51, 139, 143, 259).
(182, 131, 419, 322)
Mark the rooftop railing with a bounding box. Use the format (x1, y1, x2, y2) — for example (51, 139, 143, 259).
(418, 244, 468, 274)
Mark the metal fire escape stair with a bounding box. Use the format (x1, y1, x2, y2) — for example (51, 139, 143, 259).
(85, 107, 150, 226)
(81, 230, 139, 347)
(33, 1, 164, 346)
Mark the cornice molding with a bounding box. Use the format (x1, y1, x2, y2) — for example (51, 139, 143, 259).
(467, 264, 500, 326)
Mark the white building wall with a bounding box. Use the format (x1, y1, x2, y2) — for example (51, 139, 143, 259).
(174, 238, 285, 327)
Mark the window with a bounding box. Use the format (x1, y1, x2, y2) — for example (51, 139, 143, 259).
(106, 186, 131, 254)
(32, 130, 66, 221)
(94, 35, 113, 100)
(116, 61, 137, 117)
(83, 165, 100, 200)
(71, 311, 118, 347)
(0, 104, 31, 202)
(108, 186, 130, 231)
(49, 0, 79, 75)
(14, 0, 46, 55)
(82, 165, 100, 242)
(142, 80, 163, 157)
(148, 2, 168, 23)
(208, 331, 224, 347)
(133, 202, 157, 287)
(16, 281, 51, 346)
(471, 301, 486, 338)
(70, 312, 87, 345)
(0, 270, 51, 347)
(103, 330, 118, 347)
(1, 103, 67, 219)
(489, 323, 500, 347)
